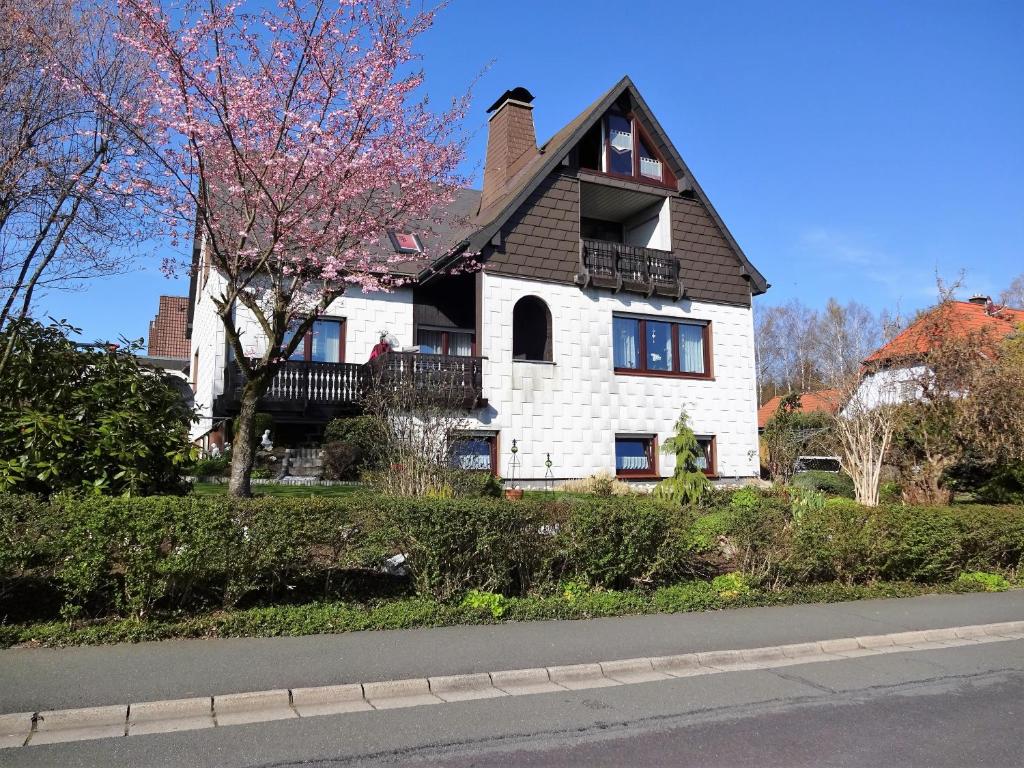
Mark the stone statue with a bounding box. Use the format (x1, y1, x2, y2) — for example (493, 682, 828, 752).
(260, 430, 273, 451)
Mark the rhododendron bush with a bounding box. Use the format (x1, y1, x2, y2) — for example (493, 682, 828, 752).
(102, 0, 470, 495)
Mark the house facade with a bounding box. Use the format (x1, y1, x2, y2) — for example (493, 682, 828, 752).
(186, 77, 769, 483)
(852, 296, 1024, 410)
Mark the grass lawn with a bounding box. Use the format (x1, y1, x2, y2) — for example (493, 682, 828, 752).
(191, 481, 363, 497)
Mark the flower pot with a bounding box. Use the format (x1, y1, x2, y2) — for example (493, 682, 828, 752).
(504, 488, 524, 501)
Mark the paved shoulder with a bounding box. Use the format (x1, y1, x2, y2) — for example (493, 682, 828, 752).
(2, 591, 1022, 714)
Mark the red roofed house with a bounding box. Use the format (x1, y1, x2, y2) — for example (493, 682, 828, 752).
(854, 296, 1024, 409)
(757, 388, 841, 430)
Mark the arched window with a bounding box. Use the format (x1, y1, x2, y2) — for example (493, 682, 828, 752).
(512, 296, 552, 362)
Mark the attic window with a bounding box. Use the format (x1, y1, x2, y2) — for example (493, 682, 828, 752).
(388, 230, 423, 254)
(580, 113, 674, 187)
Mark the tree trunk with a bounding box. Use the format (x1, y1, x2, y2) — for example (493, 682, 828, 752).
(228, 381, 262, 497)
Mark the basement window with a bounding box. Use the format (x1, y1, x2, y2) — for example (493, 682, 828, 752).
(615, 435, 657, 477)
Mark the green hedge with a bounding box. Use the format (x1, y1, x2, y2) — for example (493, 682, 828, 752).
(1, 491, 1021, 625)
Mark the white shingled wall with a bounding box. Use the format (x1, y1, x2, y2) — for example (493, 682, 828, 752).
(466, 272, 760, 480)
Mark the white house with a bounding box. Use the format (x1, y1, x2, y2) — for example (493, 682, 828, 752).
(851, 296, 1024, 411)
(185, 77, 769, 484)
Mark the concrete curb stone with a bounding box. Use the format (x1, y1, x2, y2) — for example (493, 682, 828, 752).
(650, 653, 705, 677)
(4, 620, 1021, 750)
(489, 668, 565, 695)
(547, 663, 620, 690)
(428, 673, 507, 702)
(696, 649, 745, 670)
(599, 658, 671, 684)
(214, 690, 296, 726)
(291, 684, 372, 717)
(30, 704, 127, 745)
(0, 713, 33, 749)
(362, 678, 441, 709)
(129, 697, 213, 735)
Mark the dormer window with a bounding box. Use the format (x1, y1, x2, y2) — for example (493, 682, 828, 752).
(388, 230, 423, 254)
(579, 113, 674, 187)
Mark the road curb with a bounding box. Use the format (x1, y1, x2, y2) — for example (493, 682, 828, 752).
(6, 620, 1022, 749)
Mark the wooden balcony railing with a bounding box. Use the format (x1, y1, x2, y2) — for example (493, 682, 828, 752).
(576, 238, 683, 298)
(223, 352, 485, 411)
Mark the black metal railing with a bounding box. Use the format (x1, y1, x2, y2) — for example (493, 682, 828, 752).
(578, 239, 682, 297)
(224, 352, 484, 409)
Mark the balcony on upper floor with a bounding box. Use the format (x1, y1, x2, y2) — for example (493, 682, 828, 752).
(576, 238, 682, 299)
(574, 180, 682, 299)
(218, 351, 485, 421)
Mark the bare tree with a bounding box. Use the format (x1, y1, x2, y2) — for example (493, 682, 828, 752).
(360, 357, 477, 497)
(0, 0, 148, 355)
(754, 298, 882, 405)
(830, 377, 898, 507)
(999, 272, 1024, 308)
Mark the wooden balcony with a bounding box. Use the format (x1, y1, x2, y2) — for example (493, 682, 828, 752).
(576, 239, 684, 298)
(219, 352, 485, 420)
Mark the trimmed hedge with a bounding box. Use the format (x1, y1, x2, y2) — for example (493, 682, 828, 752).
(1, 491, 1021, 626)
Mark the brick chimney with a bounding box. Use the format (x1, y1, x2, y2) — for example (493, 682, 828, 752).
(481, 87, 538, 211)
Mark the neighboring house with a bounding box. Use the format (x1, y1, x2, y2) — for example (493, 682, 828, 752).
(140, 295, 194, 409)
(854, 296, 1024, 409)
(186, 76, 769, 483)
(757, 389, 841, 431)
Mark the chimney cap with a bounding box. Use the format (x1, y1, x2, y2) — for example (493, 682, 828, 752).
(486, 87, 534, 114)
(968, 294, 991, 306)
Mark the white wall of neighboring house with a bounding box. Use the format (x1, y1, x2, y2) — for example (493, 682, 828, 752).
(848, 365, 926, 413)
(467, 272, 760, 480)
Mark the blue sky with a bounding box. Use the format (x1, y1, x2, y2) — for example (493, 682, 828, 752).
(38, 0, 1023, 343)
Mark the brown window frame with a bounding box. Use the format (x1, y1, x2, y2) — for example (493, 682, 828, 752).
(612, 314, 713, 380)
(450, 433, 499, 476)
(286, 317, 346, 363)
(614, 434, 659, 479)
(599, 112, 677, 190)
(695, 435, 717, 478)
(415, 325, 477, 356)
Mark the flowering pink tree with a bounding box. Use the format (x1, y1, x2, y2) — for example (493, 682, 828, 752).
(109, 0, 470, 495)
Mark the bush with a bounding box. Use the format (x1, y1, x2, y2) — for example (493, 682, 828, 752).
(954, 571, 1011, 592)
(0, 319, 195, 496)
(787, 498, 875, 584)
(560, 472, 632, 496)
(370, 496, 557, 600)
(2, 491, 1022, 627)
(448, 470, 503, 498)
(190, 455, 231, 477)
(791, 471, 855, 499)
(322, 441, 359, 481)
(977, 464, 1024, 504)
(554, 498, 699, 589)
(323, 416, 386, 475)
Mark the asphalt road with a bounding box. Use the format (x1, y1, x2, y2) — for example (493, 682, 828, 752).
(5, 637, 1023, 767)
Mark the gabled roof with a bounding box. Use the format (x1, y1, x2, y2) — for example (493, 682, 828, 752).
(757, 389, 841, 429)
(429, 76, 768, 294)
(863, 300, 1024, 366)
(148, 295, 190, 359)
